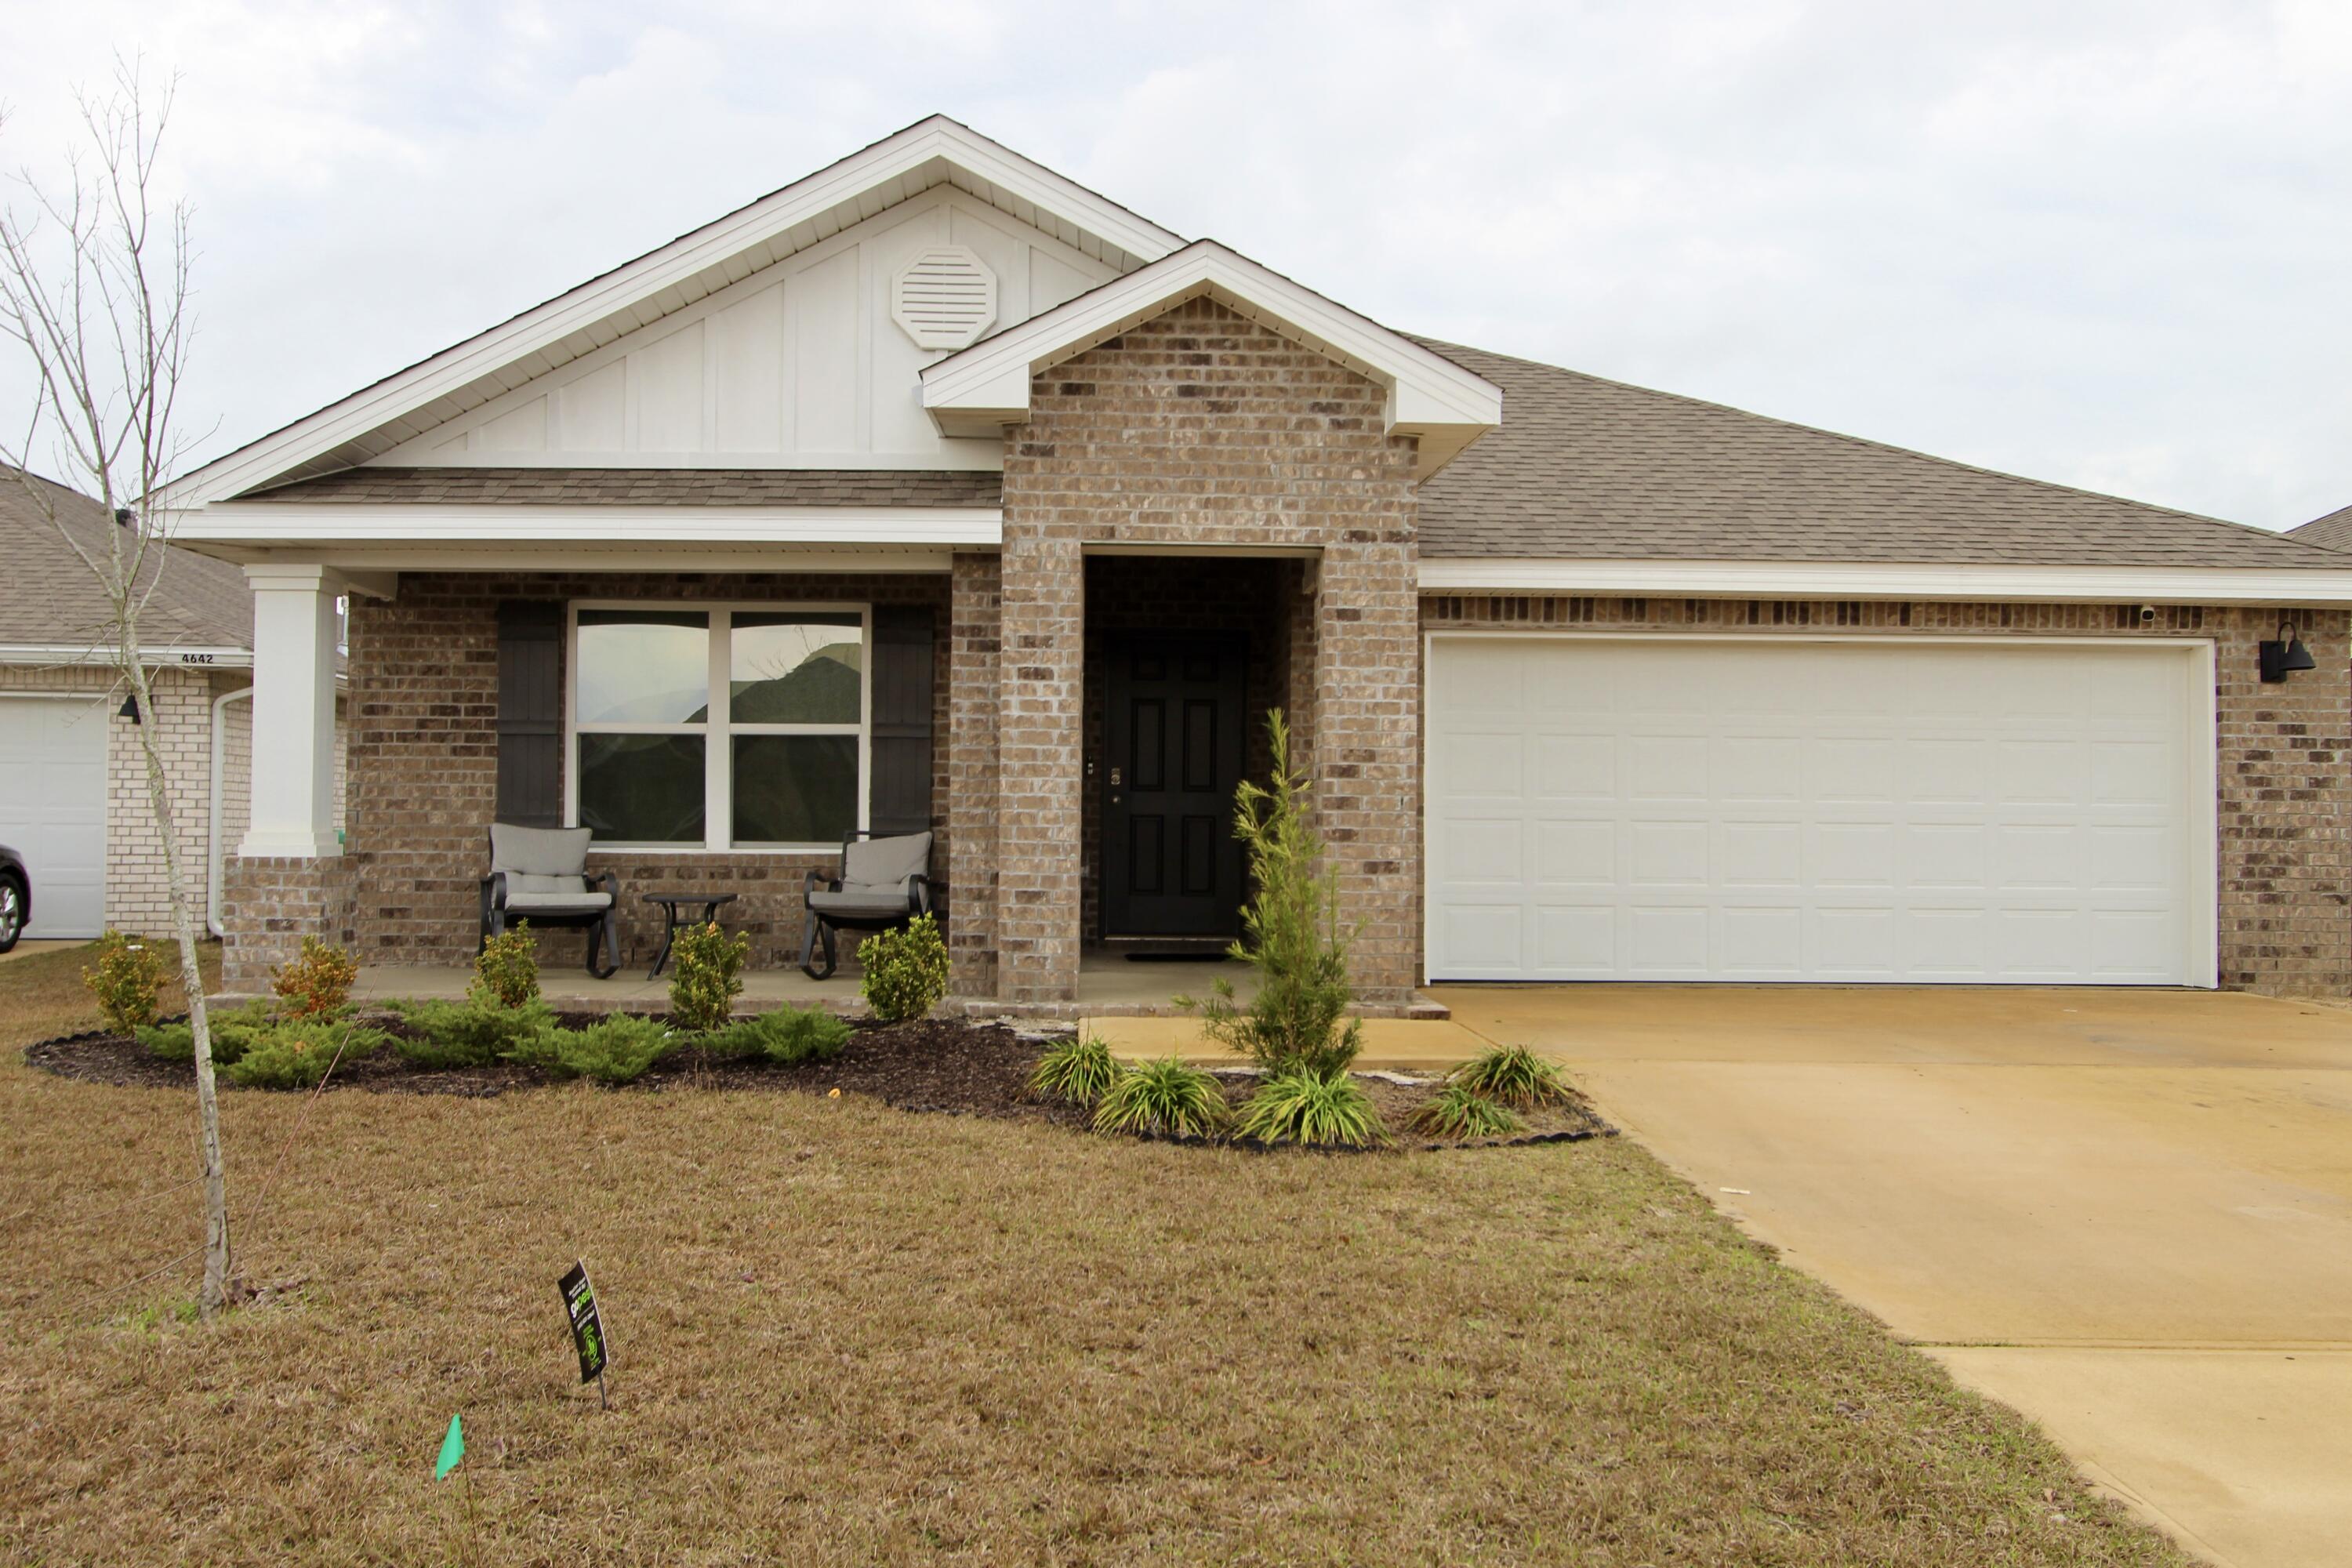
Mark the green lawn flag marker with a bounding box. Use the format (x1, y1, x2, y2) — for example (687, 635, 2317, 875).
(434, 1413, 465, 1479)
(559, 1261, 611, 1409)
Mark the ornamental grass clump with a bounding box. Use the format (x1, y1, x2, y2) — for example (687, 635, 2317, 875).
(861, 913, 948, 1022)
(270, 935, 358, 1019)
(1236, 1069, 1387, 1149)
(1029, 1033, 1120, 1106)
(1092, 1057, 1228, 1139)
(704, 1004, 851, 1065)
(1407, 1082, 1523, 1141)
(669, 922, 749, 1033)
(1450, 1044, 1575, 1109)
(84, 930, 167, 1034)
(1178, 711, 1363, 1080)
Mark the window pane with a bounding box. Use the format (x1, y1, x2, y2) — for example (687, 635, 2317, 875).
(578, 610, 710, 724)
(731, 612, 862, 724)
(732, 734, 858, 845)
(579, 733, 706, 844)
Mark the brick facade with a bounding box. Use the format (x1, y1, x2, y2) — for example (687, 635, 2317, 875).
(221, 854, 356, 990)
(1419, 595, 2352, 996)
(946, 553, 1002, 997)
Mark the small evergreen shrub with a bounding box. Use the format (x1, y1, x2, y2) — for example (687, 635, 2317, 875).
(520, 1014, 677, 1084)
(1029, 1033, 1120, 1106)
(703, 1004, 852, 1065)
(1178, 712, 1363, 1079)
(85, 931, 167, 1034)
(668, 922, 748, 1032)
(1092, 1057, 1228, 1138)
(223, 1021, 390, 1090)
(1450, 1044, 1573, 1109)
(136, 1000, 274, 1065)
(1407, 1082, 1522, 1141)
(860, 913, 948, 1022)
(1236, 1069, 1387, 1148)
(271, 935, 358, 1020)
(473, 923, 540, 1008)
(394, 996, 554, 1069)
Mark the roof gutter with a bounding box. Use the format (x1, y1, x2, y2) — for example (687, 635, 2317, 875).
(1417, 557, 2352, 607)
(0, 643, 253, 668)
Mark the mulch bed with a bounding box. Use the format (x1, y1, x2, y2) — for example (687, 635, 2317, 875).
(22, 1011, 1608, 1150)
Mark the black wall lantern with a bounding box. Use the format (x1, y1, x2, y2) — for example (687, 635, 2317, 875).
(2259, 620, 2317, 684)
(117, 694, 141, 724)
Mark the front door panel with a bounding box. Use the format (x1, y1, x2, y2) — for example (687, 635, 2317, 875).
(1104, 637, 1247, 938)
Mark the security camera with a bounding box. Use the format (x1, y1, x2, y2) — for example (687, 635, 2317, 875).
(2138, 605, 2158, 623)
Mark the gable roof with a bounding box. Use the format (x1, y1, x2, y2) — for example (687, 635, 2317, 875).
(920, 241, 1502, 480)
(165, 117, 1185, 510)
(0, 469, 253, 652)
(2289, 503, 2352, 555)
(1416, 339, 2344, 570)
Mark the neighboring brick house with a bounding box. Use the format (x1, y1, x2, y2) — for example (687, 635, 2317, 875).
(0, 469, 345, 940)
(161, 118, 2352, 1005)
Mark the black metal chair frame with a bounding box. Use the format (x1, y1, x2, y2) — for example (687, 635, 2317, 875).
(479, 829, 622, 979)
(799, 829, 935, 981)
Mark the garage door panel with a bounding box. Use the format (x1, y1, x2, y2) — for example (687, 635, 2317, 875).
(0, 695, 107, 938)
(1426, 639, 2204, 985)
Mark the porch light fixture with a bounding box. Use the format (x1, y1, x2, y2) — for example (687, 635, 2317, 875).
(118, 694, 140, 724)
(2259, 620, 2317, 684)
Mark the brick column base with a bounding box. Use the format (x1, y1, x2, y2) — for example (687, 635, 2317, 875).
(220, 855, 358, 993)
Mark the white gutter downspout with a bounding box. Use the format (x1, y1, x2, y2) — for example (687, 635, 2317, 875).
(207, 685, 252, 938)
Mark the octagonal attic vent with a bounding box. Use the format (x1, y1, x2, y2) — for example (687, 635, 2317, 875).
(891, 246, 999, 350)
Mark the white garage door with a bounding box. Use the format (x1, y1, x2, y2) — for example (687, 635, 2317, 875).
(1425, 637, 2212, 985)
(0, 694, 109, 938)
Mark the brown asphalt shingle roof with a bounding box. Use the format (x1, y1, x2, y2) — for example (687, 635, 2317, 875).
(2288, 503, 2352, 555)
(0, 468, 253, 650)
(1414, 338, 2344, 568)
(246, 467, 1004, 508)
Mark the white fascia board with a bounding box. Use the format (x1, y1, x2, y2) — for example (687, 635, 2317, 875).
(1418, 557, 2352, 606)
(921, 241, 1504, 472)
(173, 503, 1003, 549)
(162, 118, 1185, 511)
(0, 642, 254, 666)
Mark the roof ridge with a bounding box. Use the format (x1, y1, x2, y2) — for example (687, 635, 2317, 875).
(1411, 335, 2342, 564)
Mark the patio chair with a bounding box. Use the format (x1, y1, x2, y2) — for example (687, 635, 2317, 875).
(480, 822, 622, 978)
(800, 829, 935, 980)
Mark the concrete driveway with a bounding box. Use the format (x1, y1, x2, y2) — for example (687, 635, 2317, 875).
(1434, 985, 2352, 1568)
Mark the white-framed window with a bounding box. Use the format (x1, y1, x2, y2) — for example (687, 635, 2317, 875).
(565, 602, 870, 851)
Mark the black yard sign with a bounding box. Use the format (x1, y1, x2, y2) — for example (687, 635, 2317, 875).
(559, 1261, 610, 1403)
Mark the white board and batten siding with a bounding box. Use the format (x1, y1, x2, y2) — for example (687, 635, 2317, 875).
(372, 188, 1116, 471)
(1424, 636, 2217, 987)
(0, 693, 108, 938)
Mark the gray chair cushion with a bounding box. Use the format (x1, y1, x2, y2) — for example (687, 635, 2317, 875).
(502, 889, 615, 913)
(507, 871, 588, 898)
(491, 822, 593, 879)
(808, 889, 914, 920)
(840, 831, 931, 895)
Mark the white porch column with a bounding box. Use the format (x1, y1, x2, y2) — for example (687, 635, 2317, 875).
(239, 564, 343, 858)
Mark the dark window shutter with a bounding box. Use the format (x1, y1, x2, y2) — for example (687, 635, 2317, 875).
(869, 605, 934, 837)
(495, 601, 564, 828)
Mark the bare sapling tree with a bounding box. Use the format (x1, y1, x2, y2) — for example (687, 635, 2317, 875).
(0, 64, 238, 1315)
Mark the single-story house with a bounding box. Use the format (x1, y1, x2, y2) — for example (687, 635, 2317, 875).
(163, 117, 2352, 1007)
(0, 468, 347, 941)
(2292, 504, 2352, 554)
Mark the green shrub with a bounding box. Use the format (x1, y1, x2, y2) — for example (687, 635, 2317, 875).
(859, 913, 948, 1023)
(668, 922, 749, 1032)
(223, 1021, 390, 1090)
(1178, 712, 1363, 1079)
(1236, 1069, 1387, 1148)
(473, 923, 540, 1008)
(703, 1004, 852, 1065)
(136, 999, 275, 1065)
(1407, 1082, 1522, 1141)
(84, 931, 168, 1034)
(393, 996, 554, 1069)
(520, 1014, 677, 1085)
(1450, 1044, 1573, 1109)
(1029, 1033, 1120, 1106)
(271, 935, 358, 1020)
(1093, 1057, 1228, 1139)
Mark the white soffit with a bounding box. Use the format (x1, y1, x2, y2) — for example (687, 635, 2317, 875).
(1417, 556, 2352, 606)
(169, 502, 1003, 550)
(165, 117, 1184, 510)
(920, 240, 1504, 481)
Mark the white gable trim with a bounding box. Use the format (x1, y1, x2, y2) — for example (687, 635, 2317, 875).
(166, 118, 1185, 509)
(1418, 556, 2352, 606)
(920, 241, 1503, 480)
(169, 502, 1001, 550)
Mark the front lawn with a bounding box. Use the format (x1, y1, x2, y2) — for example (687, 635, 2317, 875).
(0, 942, 2181, 1564)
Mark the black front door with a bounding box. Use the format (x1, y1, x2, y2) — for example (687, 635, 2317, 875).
(1103, 636, 1247, 938)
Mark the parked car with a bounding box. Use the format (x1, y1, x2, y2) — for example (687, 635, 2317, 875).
(0, 845, 26, 953)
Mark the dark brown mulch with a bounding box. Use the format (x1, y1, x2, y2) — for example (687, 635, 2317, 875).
(21, 1012, 1606, 1149)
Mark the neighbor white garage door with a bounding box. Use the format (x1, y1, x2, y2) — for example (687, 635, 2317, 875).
(0, 694, 108, 938)
(1425, 637, 2212, 985)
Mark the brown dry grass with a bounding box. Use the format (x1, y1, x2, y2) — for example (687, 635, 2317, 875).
(0, 942, 2184, 1566)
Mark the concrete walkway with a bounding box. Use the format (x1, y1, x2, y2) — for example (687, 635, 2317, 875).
(1434, 984, 2352, 1567)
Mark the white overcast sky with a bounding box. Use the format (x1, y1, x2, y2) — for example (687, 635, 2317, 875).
(3, 0, 2347, 528)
